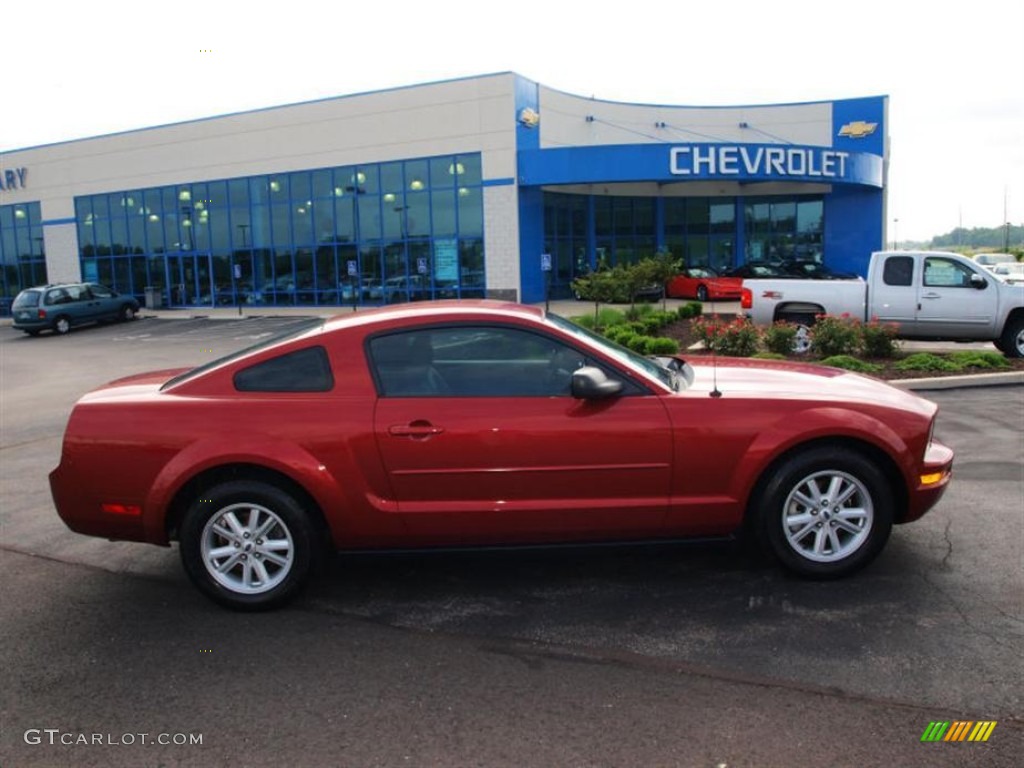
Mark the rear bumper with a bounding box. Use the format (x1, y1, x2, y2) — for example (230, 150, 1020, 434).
(49, 460, 147, 542)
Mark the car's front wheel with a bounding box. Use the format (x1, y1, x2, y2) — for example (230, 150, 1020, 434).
(755, 447, 893, 579)
(120, 303, 137, 321)
(179, 480, 320, 610)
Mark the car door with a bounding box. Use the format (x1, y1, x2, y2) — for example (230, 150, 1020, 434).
(86, 283, 119, 321)
(915, 256, 996, 338)
(369, 324, 673, 546)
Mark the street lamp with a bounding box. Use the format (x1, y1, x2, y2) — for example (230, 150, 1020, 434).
(893, 218, 899, 250)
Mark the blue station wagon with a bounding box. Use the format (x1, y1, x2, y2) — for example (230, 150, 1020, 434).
(11, 283, 140, 336)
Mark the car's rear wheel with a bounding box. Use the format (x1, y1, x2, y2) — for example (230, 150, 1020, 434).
(179, 480, 319, 610)
(696, 285, 709, 302)
(53, 316, 71, 335)
(755, 447, 893, 579)
(120, 304, 136, 321)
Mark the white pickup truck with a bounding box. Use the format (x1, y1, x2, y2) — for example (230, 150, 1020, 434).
(741, 250, 1024, 357)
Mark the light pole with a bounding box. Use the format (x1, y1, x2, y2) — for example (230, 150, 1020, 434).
(893, 218, 899, 250)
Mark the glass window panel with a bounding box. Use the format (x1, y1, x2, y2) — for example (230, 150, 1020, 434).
(710, 201, 735, 234)
(457, 188, 482, 236)
(430, 157, 454, 189)
(383, 200, 405, 240)
(459, 239, 484, 287)
(205, 181, 228, 208)
(293, 204, 313, 245)
(614, 200, 632, 237)
(355, 165, 379, 195)
(687, 199, 710, 234)
(203, 208, 225, 253)
(431, 189, 456, 237)
(594, 197, 612, 236)
(268, 175, 287, 200)
(161, 187, 178, 211)
(230, 178, 250, 207)
(405, 159, 429, 192)
(230, 205, 252, 251)
(380, 162, 403, 195)
(797, 199, 823, 233)
(315, 245, 338, 292)
(405, 190, 430, 238)
(289, 171, 312, 203)
(128, 206, 146, 253)
(455, 155, 481, 185)
(109, 204, 128, 255)
(334, 196, 355, 242)
(250, 205, 271, 249)
(312, 170, 333, 199)
(146, 211, 165, 253)
(772, 202, 797, 232)
(358, 196, 382, 240)
(313, 199, 335, 244)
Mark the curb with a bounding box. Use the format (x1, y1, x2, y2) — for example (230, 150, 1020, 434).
(891, 371, 1024, 391)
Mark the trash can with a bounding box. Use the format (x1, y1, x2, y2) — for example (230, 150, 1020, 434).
(144, 286, 163, 309)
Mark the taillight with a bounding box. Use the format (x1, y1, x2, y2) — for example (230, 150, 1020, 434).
(101, 503, 142, 516)
(37, 309, 47, 319)
(740, 288, 752, 309)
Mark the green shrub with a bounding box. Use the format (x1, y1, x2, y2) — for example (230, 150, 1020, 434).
(752, 352, 788, 360)
(894, 353, 962, 372)
(810, 314, 862, 358)
(819, 355, 883, 374)
(624, 303, 654, 321)
(763, 322, 798, 355)
(594, 308, 627, 331)
(947, 351, 1009, 369)
(862, 319, 900, 358)
(677, 302, 703, 319)
(569, 314, 596, 330)
(646, 337, 680, 355)
(612, 331, 640, 350)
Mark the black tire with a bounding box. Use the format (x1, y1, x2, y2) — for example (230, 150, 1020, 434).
(696, 285, 709, 302)
(120, 303, 137, 321)
(179, 480, 320, 610)
(754, 447, 893, 579)
(53, 315, 71, 335)
(999, 316, 1024, 358)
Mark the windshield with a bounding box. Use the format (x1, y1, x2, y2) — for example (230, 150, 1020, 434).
(160, 317, 326, 390)
(546, 312, 676, 391)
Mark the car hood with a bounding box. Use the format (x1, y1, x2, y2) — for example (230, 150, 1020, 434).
(683, 357, 934, 413)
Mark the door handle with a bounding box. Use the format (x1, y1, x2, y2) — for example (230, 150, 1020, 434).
(921, 293, 942, 299)
(388, 422, 444, 438)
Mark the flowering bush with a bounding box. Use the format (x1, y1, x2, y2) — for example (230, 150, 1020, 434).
(861, 318, 900, 358)
(692, 316, 761, 356)
(810, 314, 862, 358)
(763, 321, 799, 355)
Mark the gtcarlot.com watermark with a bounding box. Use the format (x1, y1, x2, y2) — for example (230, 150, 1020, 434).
(24, 729, 203, 747)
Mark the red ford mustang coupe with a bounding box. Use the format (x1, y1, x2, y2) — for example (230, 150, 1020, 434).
(50, 301, 953, 610)
(665, 267, 744, 301)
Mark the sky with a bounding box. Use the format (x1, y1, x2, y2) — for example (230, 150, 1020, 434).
(3, 0, 1022, 243)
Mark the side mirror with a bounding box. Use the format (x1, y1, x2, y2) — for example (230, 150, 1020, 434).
(970, 273, 988, 289)
(571, 366, 623, 400)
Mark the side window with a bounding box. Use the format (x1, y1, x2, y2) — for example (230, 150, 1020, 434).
(923, 258, 974, 288)
(233, 346, 334, 392)
(45, 289, 68, 306)
(64, 285, 88, 301)
(882, 256, 913, 287)
(369, 326, 590, 397)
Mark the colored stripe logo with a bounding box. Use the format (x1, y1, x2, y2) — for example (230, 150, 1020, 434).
(921, 721, 997, 742)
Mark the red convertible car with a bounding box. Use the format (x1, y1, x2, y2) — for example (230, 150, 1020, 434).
(665, 267, 744, 301)
(50, 301, 953, 610)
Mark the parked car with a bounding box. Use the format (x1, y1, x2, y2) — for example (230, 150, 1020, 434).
(781, 260, 860, 280)
(992, 262, 1024, 285)
(722, 263, 792, 280)
(973, 253, 1017, 272)
(11, 282, 140, 336)
(50, 301, 953, 610)
(742, 250, 1024, 357)
(665, 267, 743, 301)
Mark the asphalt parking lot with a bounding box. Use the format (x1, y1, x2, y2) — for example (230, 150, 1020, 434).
(1, 315, 1022, 766)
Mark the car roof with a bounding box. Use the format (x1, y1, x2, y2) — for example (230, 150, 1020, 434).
(321, 300, 546, 333)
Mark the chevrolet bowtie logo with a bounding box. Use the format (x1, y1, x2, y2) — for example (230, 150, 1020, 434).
(838, 120, 878, 139)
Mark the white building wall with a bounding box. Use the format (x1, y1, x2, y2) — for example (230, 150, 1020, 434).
(482, 185, 520, 300)
(1, 73, 520, 287)
(538, 86, 833, 149)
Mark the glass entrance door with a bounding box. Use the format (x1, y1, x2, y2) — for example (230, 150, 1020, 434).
(166, 253, 215, 307)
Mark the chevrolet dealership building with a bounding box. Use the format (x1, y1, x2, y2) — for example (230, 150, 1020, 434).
(0, 72, 888, 311)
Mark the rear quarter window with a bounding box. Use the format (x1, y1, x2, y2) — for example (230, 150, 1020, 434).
(233, 346, 334, 392)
